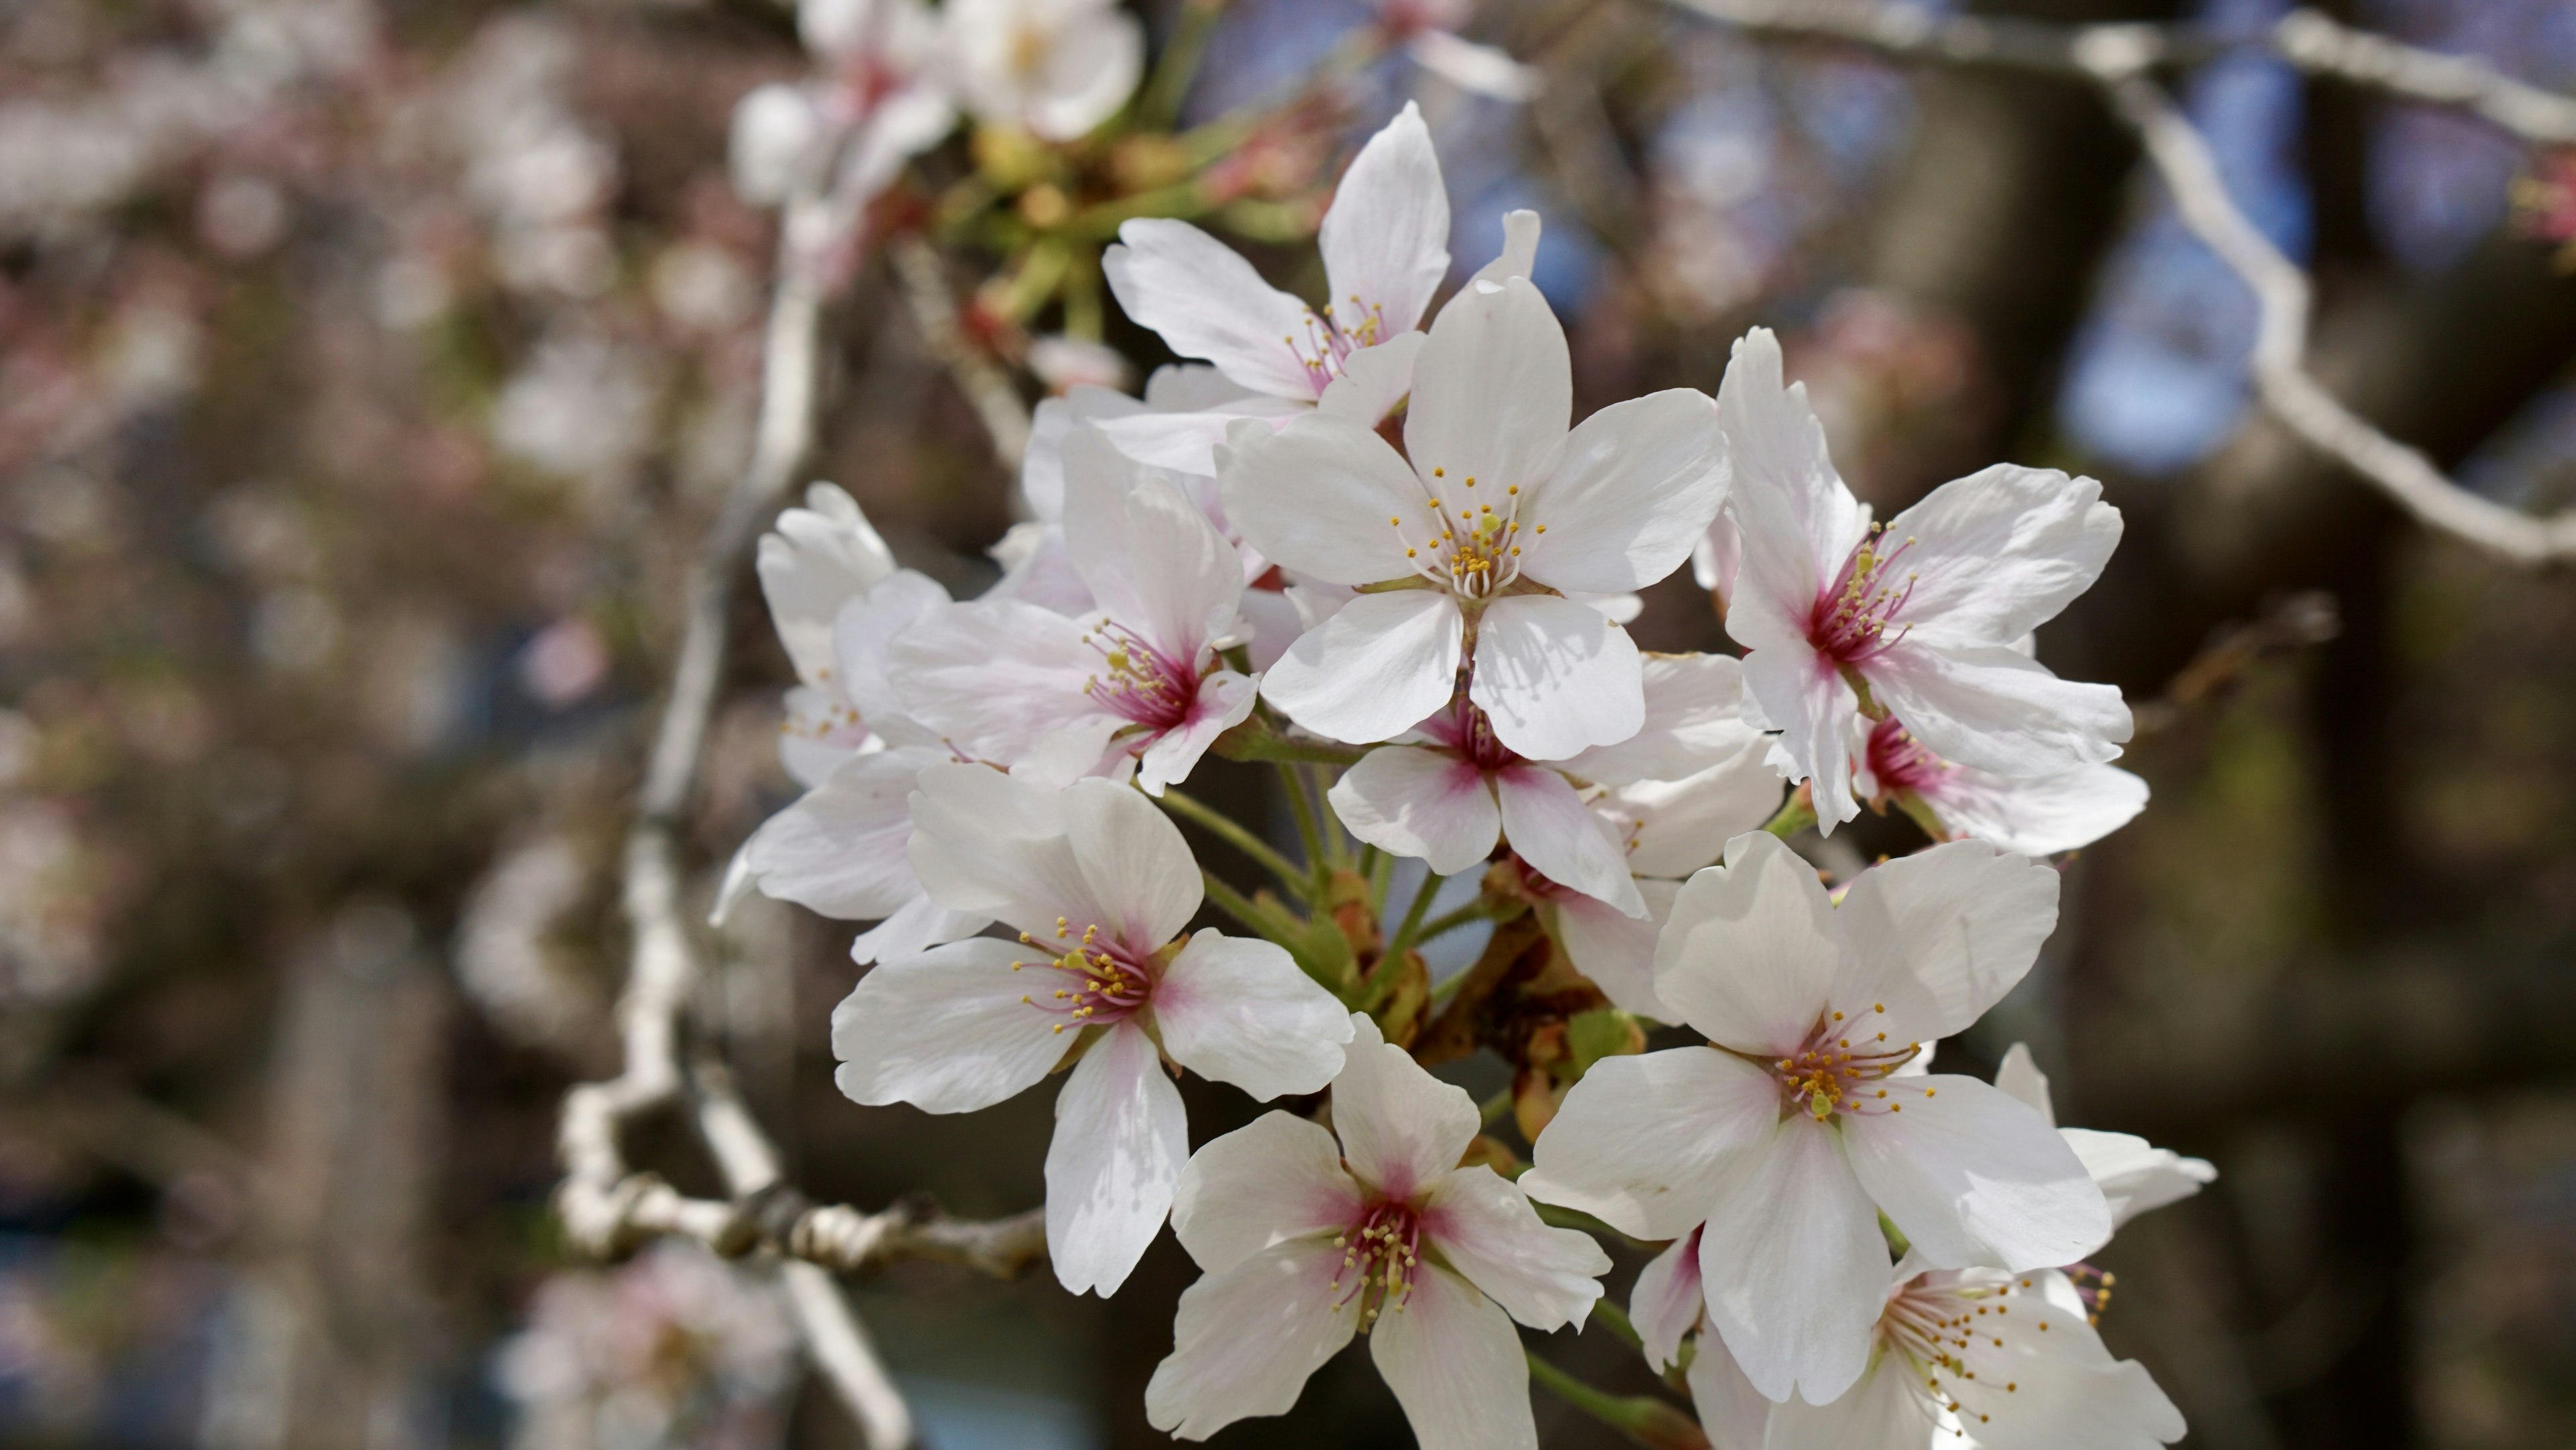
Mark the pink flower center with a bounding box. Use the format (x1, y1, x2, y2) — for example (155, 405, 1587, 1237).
(1331, 1198, 1426, 1327)
(1810, 524, 1917, 664)
(1285, 300, 1389, 397)
(1081, 623, 1199, 734)
(1766, 1008, 1920, 1120)
(1864, 717, 1951, 795)
(1012, 918, 1155, 1033)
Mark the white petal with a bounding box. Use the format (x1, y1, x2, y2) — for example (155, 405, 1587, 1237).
(1995, 1042, 2055, 1121)
(1555, 650, 1761, 786)
(1153, 929, 1353, 1100)
(1330, 1012, 1480, 1200)
(1314, 331, 1426, 427)
(1548, 880, 1674, 1020)
(1170, 1110, 1365, 1274)
(1095, 397, 1303, 476)
(1831, 839, 2059, 1047)
(1495, 765, 1645, 916)
(1046, 1020, 1189, 1296)
(2061, 1128, 2216, 1229)
(739, 752, 924, 920)
(1604, 756, 1786, 881)
(1105, 219, 1317, 398)
(1713, 327, 1868, 635)
(1519, 1047, 1778, 1241)
(888, 596, 1106, 766)
(1739, 640, 1862, 829)
(830, 938, 1065, 1114)
(1946, 1274, 2186, 1450)
(1468, 208, 1542, 287)
(1134, 670, 1260, 796)
(849, 892, 989, 965)
(1420, 1165, 1609, 1331)
(1318, 101, 1450, 337)
(1261, 590, 1464, 745)
(1920, 760, 2149, 858)
(1884, 464, 2121, 648)
(729, 83, 824, 207)
(1063, 432, 1244, 659)
(905, 762, 1104, 937)
(1521, 390, 1723, 595)
(1368, 1264, 1539, 1450)
(1630, 1229, 1703, 1373)
(757, 482, 896, 684)
(1762, 1355, 1921, 1450)
(1403, 276, 1569, 502)
(1144, 1236, 1362, 1439)
(1654, 833, 1843, 1055)
(833, 570, 952, 749)
(1327, 744, 1501, 875)
(1218, 412, 1424, 586)
(1682, 1331, 1776, 1448)
(1839, 1075, 2111, 1274)
(1864, 640, 2131, 780)
(1470, 593, 1644, 760)
(1405, 28, 1543, 101)
(1695, 1117, 1886, 1405)
(1064, 776, 1204, 948)
(1024, 5, 1142, 140)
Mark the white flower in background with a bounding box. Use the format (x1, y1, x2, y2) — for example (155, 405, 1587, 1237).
(1519, 833, 2108, 1405)
(1996, 1044, 2215, 1228)
(754, 483, 898, 786)
(835, 768, 1352, 1296)
(1220, 276, 1724, 757)
(1146, 1014, 1608, 1449)
(892, 427, 1259, 794)
(1376, 0, 1544, 102)
(945, 0, 1143, 142)
(730, 0, 953, 211)
(1857, 715, 2149, 858)
(1714, 327, 2131, 831)
(1103, 104, 1450, 451)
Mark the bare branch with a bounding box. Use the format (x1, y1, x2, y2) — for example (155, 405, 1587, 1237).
(890, 234, 1033, 470)
(2270, 9, 2576, 147)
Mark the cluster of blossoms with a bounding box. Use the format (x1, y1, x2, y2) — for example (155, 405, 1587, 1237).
(728, 107, 2194, 1449)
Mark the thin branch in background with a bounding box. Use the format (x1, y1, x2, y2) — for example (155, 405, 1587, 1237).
(891, 234, 1034, 470)
(1657, 0, 2576, 565)
(2130, 589, 2342, 737)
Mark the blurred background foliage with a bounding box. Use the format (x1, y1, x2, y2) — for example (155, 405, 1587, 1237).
(1, 0, 2574, 1445)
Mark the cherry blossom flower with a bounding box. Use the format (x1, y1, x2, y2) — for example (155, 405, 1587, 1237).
(1996, 1044, 2215, 1229)
(753, 482, 898, 787)
(1219, 276, 1725, 757)
(1519, 832, 2108, 1405)
(728, 0, 953, 211)
(1377, 0, 1543, 102)
(944, 0, 1143, 143)
(1856, 714, 2149, 858)
(1144, 1013, 1608, 1449)
(834, 768, 1353, 1296)
(1714, 327, 2131, 831)
(891, 427, 1259, 794)
(1104, 105, 1450, 425)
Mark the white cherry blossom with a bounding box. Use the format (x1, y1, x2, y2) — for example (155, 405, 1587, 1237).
(1519, 832, 2108, 1405)
(1220, 276, 1724, 758)
(1144, 1014, 1608, 1449)
(753, 482, 898, 786)
(833, 767, 1352, 1296)
(729, 0, 953, 211)
(1858, 715, 2149, 859)
(1996, 1043, 2215, 1229)
(891, 426, 1259, 794)
(1714, 327, 2131, 831)
(943, 0, 1142, 142)
(1377, 0, 1543, 101)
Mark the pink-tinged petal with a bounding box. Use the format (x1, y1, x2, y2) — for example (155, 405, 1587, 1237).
(1630, 1229, 1704, 1373)
(1864, 639, 2131, 780)
(1144, 1236, 1362, 1439)
(1521, 389, 1723, 595)
(1327, 745, 1501, 875)
(1318, 101, 1450, 337)
(1468, 208, 1541, 287)
(2060, 1128, 2216, 1229)
(1831, 839, 2059, 1047)
(888, 595, 1105, 764)
(1170, 1111, 1366, 1275)
(1681, 1331, 1774, 1449)
(1470, 594, 1644, 760)
(1922, 760, 2149, 858)
(1420, 1165, 1609, 1331)
(1061, 776, 1203, 948)
(1154, 929, 1353, 1100)
(1695, 1117, 1886, 1405)
(1739, 640, 1861, 829)
(1218, 411, 1428, 586)
(1368, 1264, 1539, 1450)
(1520, 1047, 1778, 1241)
(1495, 765, 1645, 917)
(1063, 433, 1244, 659)
(833, 570, 951, 749)
(739, 752, 924, 920)
(905, 762, 1105, 938)
(757, 483, 896, 684)
(1884, 463, 2122, 648)
(1261, 591, 1464, 745)
(1403, 276, 1570, 501)
(1548, 880, 1674, 1020)
(1046, 1020, 1189, 1296)
(1554, 651, 1760, 786)
(985, 522, 1095, 615)
(1314, 331, 1425, 426)
(1106, 219, 1319, 398)
(1330, 1013, 1480, 1201)
(1603, 757, 1785, 882)
(1653, 833, 1843, 1055)
(849, 892, 989, 966)
(1839, 1075, 2110, 1274)
(830, 939, 1065, 1115)
(1713, 327, 1869, 631)
(1135, 670, 1259, 796)
(1022, 389, 1152, 522)
(1761, 1355, 1920, 1450)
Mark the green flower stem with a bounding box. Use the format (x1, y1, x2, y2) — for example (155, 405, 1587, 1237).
(1159, 788, 1309, 898)
(1589, 1296, 1644, 1351)
(1199, 871, 1292, 946)
(1415, 899, 1493, 947)
(1761, 786, 1817, 839)
(1211, 719, 1371, 766)
(1277, 763, 1328, 889)
(1525, 1353, 1709, 1450)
